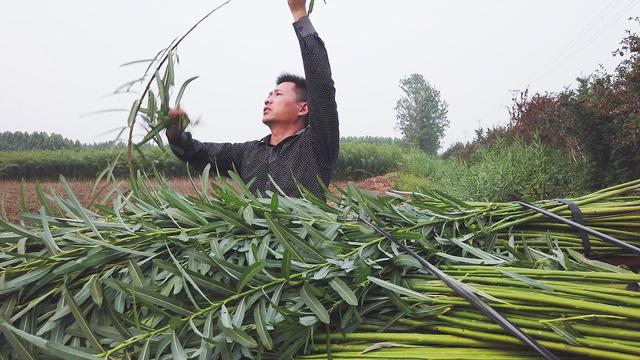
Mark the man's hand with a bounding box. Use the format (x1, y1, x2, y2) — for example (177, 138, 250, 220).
(166, 107, 190, 142)
(287, 0, 307, 22)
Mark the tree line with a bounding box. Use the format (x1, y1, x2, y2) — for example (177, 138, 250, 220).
(0, 131, 124, 151)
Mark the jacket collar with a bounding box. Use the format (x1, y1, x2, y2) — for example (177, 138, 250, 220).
(259, 127, 307, 146)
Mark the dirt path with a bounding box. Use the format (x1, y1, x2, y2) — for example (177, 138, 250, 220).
(1, 175, 394, 223)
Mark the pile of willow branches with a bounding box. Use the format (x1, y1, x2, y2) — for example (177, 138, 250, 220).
(0, 171, 639, 359)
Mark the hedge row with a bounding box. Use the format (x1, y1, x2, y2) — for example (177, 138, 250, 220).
(0, 143, 403, 181)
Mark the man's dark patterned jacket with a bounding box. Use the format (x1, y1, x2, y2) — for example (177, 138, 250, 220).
(169, 16, 339, 200)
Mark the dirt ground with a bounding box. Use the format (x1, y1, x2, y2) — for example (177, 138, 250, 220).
(0, 175, 394, 223)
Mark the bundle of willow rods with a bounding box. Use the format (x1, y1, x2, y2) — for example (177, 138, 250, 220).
(383, 178, 640, 260)
(0, 172, 638, 360)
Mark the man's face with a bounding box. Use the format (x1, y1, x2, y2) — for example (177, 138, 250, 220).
(262, 82, 307, 126)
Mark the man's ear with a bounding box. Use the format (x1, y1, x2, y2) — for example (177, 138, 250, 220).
(297, 102, 309, 117)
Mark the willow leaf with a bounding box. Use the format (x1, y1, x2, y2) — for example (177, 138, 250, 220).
(108, 280, 192, 317)
(38, 208, 61, 255)
(127, 99, 140, 127)
(222, 326, 257, 348)
(203, 202, 253, 233)
(198, 312, 214, 360)
(301, 283, 330, 324)
(367, 276, 431, 301)
(254, 301, 273, 350)
(0, 321, 37, 360)
(237, 261, 265, 292)
(127, 260, 145, 288)
(171, 330, 188, 360)
(137, 338, 152, 360)
(154, 259, 235, 297)
(175, 76, 199, 107)
(63, 286, 104, 352)
(265, 213, 324, 262)
(500, 270, 555, 291)
(329, 277, 357, 306)
(137, 119, 169, 147)
(232, 298, 246, 328)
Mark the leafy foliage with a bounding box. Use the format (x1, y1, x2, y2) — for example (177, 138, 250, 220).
(1, 141, 402, 181)
(0, 173, 639, 359)
(0, 147, 184, 180)
(333, 143, 403, 180)
(397, 138, 589, 202)
(451, 19, 640, 190)
(395, 74, 449, 155)
(0, 131, 83, 151)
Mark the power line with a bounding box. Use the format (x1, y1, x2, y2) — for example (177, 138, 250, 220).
(523, 0, 626, 86)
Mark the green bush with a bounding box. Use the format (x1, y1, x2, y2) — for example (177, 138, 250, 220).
(396, 138, 589, 202)
(0, 148, 186, 180)
(333, 143, 403, 180)
(0, 142, 405, 181)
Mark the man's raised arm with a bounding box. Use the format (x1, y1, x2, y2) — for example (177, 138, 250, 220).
(165, 108, 246, 175)
(288, 0, 339, 166)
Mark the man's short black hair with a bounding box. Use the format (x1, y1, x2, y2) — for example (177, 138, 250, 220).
(276, 73, 308, 102)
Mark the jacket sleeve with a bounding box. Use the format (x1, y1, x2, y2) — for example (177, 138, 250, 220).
(293, 16, 339, 166)
(169, 131, 247, 176)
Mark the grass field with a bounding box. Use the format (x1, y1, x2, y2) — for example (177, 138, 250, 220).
(1, 175, 393, 223)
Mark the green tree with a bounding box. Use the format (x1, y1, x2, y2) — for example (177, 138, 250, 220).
(395, 74, 449, 155)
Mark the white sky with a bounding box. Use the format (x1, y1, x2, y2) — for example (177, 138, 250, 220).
(1, 0, 638, 149)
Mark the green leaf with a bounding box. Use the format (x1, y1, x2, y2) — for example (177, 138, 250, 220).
(155, 70, 168, 113)
(0, 321, 37, 360)
(253, 301, 273, 350)
(282, 249, 292, 279)
(2, 268, 49, 292)
(329, 277, 358, 306)
(155, 260, 235, 297)
(63, 285, 104, 352)
(232, 298, 246, 328)
(137, 118, 169, 147)
(198, 312, 214, 360)
(367, 276, 431, 301)
(299, 315, 318, 326)
(88, 275, 104, 306)
(146, 89, 156, 124)
(265, 213, 324, 262)
(222, 326, 258, 348)
(203, 202, 253, 233)
(127, 99, 140, 127)
(175, 76, 199, 107)
(301, 283, 330, 324)
(127, 260, 146, 288)
(137, 338, 152, 360)
(0, 317, 99, 360)
(171, 330, 188, 360)
(271, 193, 279, 212)
(392, 254, 422, 269)
(500, 270, 555, 291)
(45, 342, 102, 360)
(108, 280, 192, 317)
(237, 261, 265, 292)
(201, 164, 212, 201)
(19, 179, 28, 214)
(34, 181, 53, 216)
(38, 207, 61, 255)
(546, 323, 581, 345)
(164, 50, 175, 89)
(220, 304, 233, 329)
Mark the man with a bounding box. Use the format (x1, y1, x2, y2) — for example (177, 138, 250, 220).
(166, 0, 338, 200)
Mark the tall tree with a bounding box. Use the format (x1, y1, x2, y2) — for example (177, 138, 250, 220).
(395, 74, 449, 154)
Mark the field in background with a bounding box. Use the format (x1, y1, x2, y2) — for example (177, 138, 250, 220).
(1, 175, 393, 223)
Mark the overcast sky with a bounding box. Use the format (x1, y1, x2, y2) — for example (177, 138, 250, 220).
(1, 0, 638, 149)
